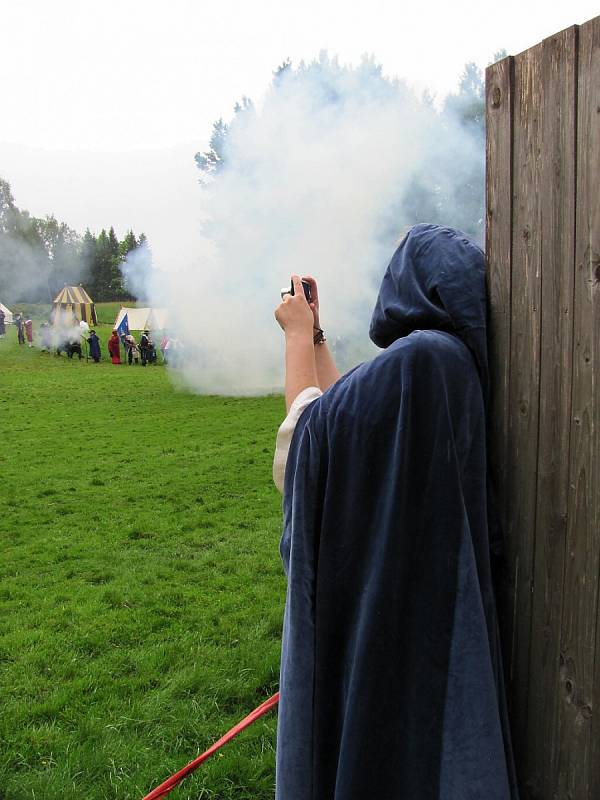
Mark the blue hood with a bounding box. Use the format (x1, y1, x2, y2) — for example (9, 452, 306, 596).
(370, 223, 488, 399)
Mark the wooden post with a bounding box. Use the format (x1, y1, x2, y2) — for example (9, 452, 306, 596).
(486, 15, 600, 800)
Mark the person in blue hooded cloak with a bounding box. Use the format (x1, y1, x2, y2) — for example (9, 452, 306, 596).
(273, 223, 519, 800)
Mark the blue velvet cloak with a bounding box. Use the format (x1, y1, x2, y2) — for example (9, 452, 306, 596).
(88, 334, 101, 360)
(276, 224, 518, 799)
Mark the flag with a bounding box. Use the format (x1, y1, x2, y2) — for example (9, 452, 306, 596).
(116, 313, 129, 341)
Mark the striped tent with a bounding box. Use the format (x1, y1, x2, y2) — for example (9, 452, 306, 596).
(52, 285, 98, 326)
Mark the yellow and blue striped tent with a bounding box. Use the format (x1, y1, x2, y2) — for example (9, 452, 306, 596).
(51, 285, 98, 326)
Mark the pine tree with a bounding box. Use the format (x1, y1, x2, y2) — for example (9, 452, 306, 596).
(106, 226, 124, 297)
(81, 229, 97, 292)
(194, 118, 229, 179)
(91, 229, 110, 300)
(0, 178, 18, 234)
(443, 62, 485, 136)
(119, 229, 138, 258)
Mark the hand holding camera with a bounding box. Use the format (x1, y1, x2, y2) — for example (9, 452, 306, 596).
(300, 275, 320, 331)
(281, 279, 312, 303)
(275, 274, 315, 337)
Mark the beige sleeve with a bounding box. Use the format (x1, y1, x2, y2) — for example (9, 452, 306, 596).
(273, 386, 323, 494)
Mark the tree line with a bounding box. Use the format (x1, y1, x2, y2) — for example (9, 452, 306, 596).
(195, 53, 505, 241)
(0, 177, 149, 304)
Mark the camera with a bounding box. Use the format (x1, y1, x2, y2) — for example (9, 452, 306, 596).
(281, 280, 312, 303)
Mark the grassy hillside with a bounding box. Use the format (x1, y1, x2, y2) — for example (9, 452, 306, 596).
(0, 333, 285, 799)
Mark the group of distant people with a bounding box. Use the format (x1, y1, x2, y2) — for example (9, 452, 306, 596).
(107, 329, 158, 366)
(110, 330, 182, 366)
(2, 309, 179, 366)
(0, 311, 34, 346)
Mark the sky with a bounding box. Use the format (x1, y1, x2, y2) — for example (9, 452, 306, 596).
(1, 0, 598, 269)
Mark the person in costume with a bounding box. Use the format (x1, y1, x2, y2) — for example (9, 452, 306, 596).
(15, 313, 25, 344)
(160, 335, 170, 364)
(273, 224, 518, 800)
(25, 318, 33, 347)
(124, 333, 139, 365)
(107, 330, 121, 364)
(140, 331, 151, 367)
(146, 335, 157, 364)
(87, 330, 101, 363)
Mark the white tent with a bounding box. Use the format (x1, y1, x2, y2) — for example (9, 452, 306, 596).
(0, 303, 13, 324)
(113, 306, 168, 331)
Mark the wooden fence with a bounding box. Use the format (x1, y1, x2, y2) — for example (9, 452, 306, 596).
(486, 15, 600, 800)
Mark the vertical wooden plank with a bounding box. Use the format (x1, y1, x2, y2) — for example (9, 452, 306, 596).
(504, 43, 543, 782)
(590, 19, 600, 796)
(485, 54, 514, 670)
(559, 14, 600, 799)
(591, 18, 600, 796)
(526, 27, 578, 800)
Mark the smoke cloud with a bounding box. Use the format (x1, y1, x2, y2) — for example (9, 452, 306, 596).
(0, 234, 56, 305)
(0, 190, 90, 306)
(144, 55, 484, 395)
(121, 240, 153, 304)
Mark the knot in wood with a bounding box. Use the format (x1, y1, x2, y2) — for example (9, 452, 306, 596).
(490, 87, 502, 108)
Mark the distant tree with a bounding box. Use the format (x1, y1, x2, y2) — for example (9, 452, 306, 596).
(119, 231, 151, 301)
(234, 95, 254, 115)
(107, 226, 124, 296)
(491, 49, 508, 64)
(81, 229, 97, 284)
(443, 61, 485, 136)
(273, 58, 292, 85)
(85, 227, 145, 301)
(0, 178, 18, 234)
(398, 60, 489, 238)
(119, 229, 138, 258)
(90, 229, 110, 300)
(193, 52, 498, 243)
(0, 176, 147, 303)
(194, 91, 257, 182)
(194, 118, 230, 179)
(0, 180, 85, 301)
(32, 215, 83, 294)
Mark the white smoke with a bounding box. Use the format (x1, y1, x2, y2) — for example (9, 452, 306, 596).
(121, 239, 153, 304)
(0, 232, 59, 305)
(143, 55, 484, 395)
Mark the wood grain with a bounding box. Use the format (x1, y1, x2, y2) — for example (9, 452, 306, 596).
(557, 15, 600, 800)
(526, 26, 577, 800)
(589, 17, 600, 797)
(504, 42, 544, 780)
(485, 54, 514, 677)
(485, 16, 600, 797)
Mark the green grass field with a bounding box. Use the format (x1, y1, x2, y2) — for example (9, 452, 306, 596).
(1, 306, 286, 799)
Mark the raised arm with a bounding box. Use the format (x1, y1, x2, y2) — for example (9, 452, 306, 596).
(302, 275, 341, 392)
(275, 275, 319, 412)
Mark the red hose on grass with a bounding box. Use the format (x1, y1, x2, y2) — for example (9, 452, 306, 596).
(142, 692, 280, 799)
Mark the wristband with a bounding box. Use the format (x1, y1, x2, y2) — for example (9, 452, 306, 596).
(313, 328, 326, 345)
